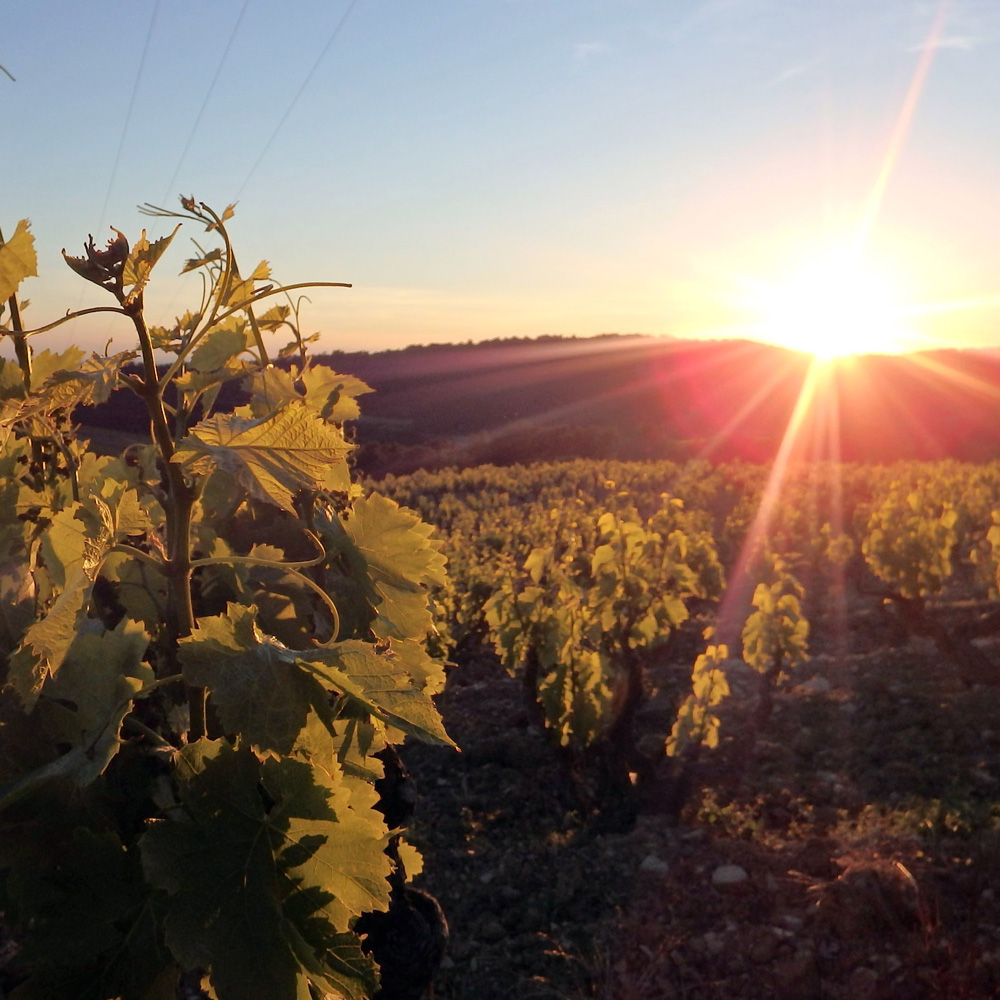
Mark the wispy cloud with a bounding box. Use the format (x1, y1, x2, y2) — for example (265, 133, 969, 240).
(666, 0, 760, 39)
(763, 59, 820, 89)
(907, 33, 979, 52)
(574, 41, 609, 61)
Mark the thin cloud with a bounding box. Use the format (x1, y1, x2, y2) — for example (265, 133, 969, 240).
(667, 0, 759, 39)
(763, 59, 819, 89)
(907, 34, 979, 52)
(574, 41, 609, 61)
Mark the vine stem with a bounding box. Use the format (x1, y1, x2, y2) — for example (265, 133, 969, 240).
(157, 281, 351, 391)
(192, 552, 341, 644)
(125, 297, 205, 740)
(15, 306, 129, 339)
(0, 223, 32, 389)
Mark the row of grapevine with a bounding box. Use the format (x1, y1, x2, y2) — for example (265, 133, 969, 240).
(379, 456, 1000, 824)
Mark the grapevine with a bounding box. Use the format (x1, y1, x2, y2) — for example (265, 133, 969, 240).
(0, 200, 453, 1000)
(484, 500, 724, 824)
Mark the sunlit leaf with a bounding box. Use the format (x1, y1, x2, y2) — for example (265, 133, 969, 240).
(42, 351, 137, 409)
(28, 346, 87, 388)
(255, 304, 291, 331)
(225, 260, 270, 308)
(123, 225, 180, 302)
(300, 640, 454, 747)
(6, 567, 97, 709)
(337, 493, 447, 640)
(300, 366, 373, 423)
(176, 402, 352, 511)
(181, 247, 223, 274)
(178, 604, 325, 755)
(245, 365, 300, 417)
(189, 320, 249, 372)
(0, 219, 37, 302)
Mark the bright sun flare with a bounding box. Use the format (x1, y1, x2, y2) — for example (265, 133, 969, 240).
(751, 247, 915, 359)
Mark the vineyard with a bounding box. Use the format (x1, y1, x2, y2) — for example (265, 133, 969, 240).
(3, 204, 1000, 1000)
(375, 458, 1000, 999)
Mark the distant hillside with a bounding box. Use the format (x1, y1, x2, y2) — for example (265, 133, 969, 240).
(75, 334, 1000, 474)
(316, 336, 1000, 472)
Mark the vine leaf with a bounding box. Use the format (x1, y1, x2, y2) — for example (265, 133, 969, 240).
(8, 486, 151, 708)
(123, 225, 180, 304)
(246, 365, 374, 424)
(246, 366, 300, 417)
(299, 366, 373, 423)
(175, 402, 352, 510)
(178, 604, 326, 756)
(285, 926, 378, 1000)
(224, 259, 271, 308)
(294, 714, 383, 784)
(255, 303, 291, 331)
(379, 636, 447, 697)
(0, 219, 37, 302)
(301, 640, 455, 748)
(189, 318, 248, 372)
(139, 740, 385, 1000)
(0, 805, 170, 1000)
(42, 351, 138, 410)
(179, 605, 452, 755)
(338, 493, 448, 640)
(6, 567, 97, 710)
(182, 247, 223, 274)
(38, 618, 152, 783)
(20, 346, 86, 392)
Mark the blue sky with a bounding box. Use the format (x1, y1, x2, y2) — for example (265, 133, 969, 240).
(6, 0, 1000, 354)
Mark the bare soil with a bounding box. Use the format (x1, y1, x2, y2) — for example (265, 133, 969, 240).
(402, 609, 1000, 1000)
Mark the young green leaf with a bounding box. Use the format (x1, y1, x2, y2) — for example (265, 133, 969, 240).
(0, 218, 37, 302)
(123, 224, 181, 303)
(175, 402, 352, 510)
(336, 493, 448, 640)
(188, 318, 249, 373)
(140, 740, 387, 1000)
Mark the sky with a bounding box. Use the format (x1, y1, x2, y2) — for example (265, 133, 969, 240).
(5, 0, 1000, 356)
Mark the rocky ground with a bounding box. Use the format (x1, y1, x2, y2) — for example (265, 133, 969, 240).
(401, 607, 1000, 999)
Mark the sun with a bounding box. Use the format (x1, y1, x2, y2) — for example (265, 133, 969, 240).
(749, 245, 916, 360)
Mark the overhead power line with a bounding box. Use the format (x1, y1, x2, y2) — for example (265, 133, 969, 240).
(97, 0, 163, 236)
(233, 0, 362, 200)
(156, 0, 252, 211)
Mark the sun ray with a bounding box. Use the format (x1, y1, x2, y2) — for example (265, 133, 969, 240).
(714, 360, 831, 647)
(857, 0, 955, 247)
(901, 351, 1000, 403)
(903, 294, 1000, 319)
(703, 0, 966, 681)
(698, 352, 806, 458)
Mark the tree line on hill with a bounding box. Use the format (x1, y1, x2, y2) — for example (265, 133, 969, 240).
(74, 334, 1000, 475)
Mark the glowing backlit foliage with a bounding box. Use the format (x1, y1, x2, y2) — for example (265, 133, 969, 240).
(0, 203, 452, 1000)
(485, 502, 723, 749)
(665, 644, 731, 758)
(863, 485, 957, 599)
(741, 553, 809, 677)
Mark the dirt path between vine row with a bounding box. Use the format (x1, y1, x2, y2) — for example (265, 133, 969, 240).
(402, 612, 1000, 1000)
